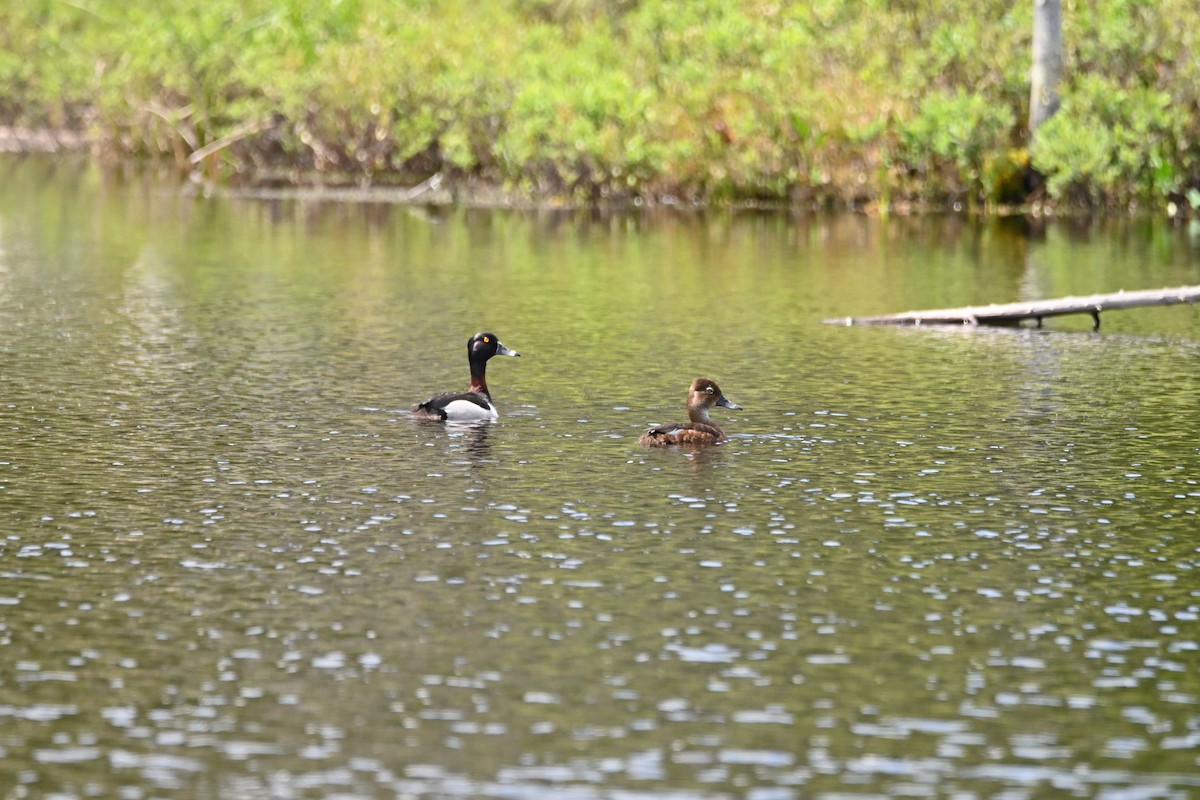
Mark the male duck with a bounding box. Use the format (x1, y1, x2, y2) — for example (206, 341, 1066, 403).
(413, 332, 521, 421)
(637, 378, 741, 446)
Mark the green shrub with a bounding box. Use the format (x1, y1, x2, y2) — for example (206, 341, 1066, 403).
(1032, 75, 1186, 205)
(2, 0, 1199, 208)
(898, 90, 1016, 200)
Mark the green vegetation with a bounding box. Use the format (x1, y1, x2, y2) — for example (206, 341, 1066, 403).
(2, 0, 1197, 211)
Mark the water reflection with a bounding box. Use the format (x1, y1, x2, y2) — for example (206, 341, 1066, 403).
(1, 156, 1199, 799)
(411, 418, 497, 464)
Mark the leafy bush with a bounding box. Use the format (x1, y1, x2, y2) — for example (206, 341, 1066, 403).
(899, 90, 1016, 200)
(1, 0, 1199, 209)
(1032, 75, 1186, 205)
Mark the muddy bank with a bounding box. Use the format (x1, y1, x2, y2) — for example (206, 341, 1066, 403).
(0, 127, 89, 154)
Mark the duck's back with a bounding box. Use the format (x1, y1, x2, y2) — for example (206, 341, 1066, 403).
(637, 421, 726, 447)
(413, 391, 497, 421)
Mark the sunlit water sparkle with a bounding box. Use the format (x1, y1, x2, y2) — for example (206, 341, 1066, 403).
(1, 157, 1198, 799)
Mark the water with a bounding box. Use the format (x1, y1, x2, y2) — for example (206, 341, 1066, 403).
(2, 156, 1199, 799)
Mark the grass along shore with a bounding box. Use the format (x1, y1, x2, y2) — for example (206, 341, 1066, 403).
(2, 1, 1198, 212)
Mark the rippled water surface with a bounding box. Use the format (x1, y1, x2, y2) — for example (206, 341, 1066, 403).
(2, 157, 1199, 799)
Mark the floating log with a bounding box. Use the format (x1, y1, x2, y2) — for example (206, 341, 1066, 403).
(825, 285, 1200, 329)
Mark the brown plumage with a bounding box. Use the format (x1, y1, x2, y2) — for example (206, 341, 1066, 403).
(637, 378, 742, 447)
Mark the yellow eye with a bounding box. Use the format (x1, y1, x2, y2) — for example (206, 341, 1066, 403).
(483, 336, 490, 343)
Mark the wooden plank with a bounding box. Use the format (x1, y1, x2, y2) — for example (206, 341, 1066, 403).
(825, 285, 1200, 328)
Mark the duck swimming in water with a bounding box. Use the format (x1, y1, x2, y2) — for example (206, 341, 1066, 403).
(637, 378, 741, 446)
(412, 332, 521, 421)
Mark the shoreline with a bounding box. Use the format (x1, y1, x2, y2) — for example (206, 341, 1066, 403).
(0, 127, 1181, 219)
(4, 3, 1198, 218)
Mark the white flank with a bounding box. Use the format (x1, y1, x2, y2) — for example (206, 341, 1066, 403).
(442, 398, 498, 421)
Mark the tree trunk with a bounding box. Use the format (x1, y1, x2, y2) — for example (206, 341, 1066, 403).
(1029, 0, 1063, 137)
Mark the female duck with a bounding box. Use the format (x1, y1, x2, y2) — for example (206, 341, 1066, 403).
(413, 332, 521, 421)
(638, 378, 741, 446)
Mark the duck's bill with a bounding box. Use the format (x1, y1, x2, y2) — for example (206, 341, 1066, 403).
(717, 395, 741, 410)
(496, 342, 521, 357)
